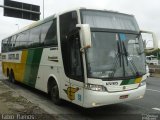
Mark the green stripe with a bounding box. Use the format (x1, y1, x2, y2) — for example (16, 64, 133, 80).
(121, 79, 136, 85)
(121, 79, 130, 85)
(128, 79, 135, 84)
(23, 48, 43, 87)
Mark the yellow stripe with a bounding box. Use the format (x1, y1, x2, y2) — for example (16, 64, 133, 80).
(135, 77, 142, 83)
(1, 62, 7, 76)
(15, 50, 28, 82)
(21, 50, 28, 63)
(2, 50, 28, 82)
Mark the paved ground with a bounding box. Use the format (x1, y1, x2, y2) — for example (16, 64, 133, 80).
(0, 81, 57, 120)
(151, 73, 160, 78)
(1, 78, 160, 120)
(0, 65, 160, 120)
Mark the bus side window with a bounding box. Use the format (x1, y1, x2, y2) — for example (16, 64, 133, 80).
(41, 19, 57, 46)
(7, 37, 11, 51)
(4, 38, 9, 52)
(18, 31, 29, 49)
(11, 31, 27, 50)
(28, 26, 41, 48)
(69, 34, 83, 79)
(2, 39, 8, 52)
(60, 11, 84, 81)
(14, 34, 23, 50)
(10, 36, 16, 50)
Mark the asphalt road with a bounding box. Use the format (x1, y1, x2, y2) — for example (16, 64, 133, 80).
(0, 65, 160, 120)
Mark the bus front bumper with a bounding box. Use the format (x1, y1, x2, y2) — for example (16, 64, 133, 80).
(83, 85, 146, 108)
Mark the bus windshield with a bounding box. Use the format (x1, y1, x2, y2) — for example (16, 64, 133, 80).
(80, 10, 146, 79)
(86, 32, 146, 79)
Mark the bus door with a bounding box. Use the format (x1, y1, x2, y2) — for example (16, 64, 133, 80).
(67, 33, 84, 106)
(60, 31, 84, 106)
(60, 11, 84, 106)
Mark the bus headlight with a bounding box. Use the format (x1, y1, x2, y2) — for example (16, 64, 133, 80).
(139, 80, 146, 87)
(85, 84, 107, 92)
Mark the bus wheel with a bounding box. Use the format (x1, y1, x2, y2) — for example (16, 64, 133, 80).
(9, 71, 16, 83)
(50, 82, 61, 105)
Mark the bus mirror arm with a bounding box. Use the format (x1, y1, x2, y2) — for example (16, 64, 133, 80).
(76, 24, 92, 52)
(80, 45, 91, 53)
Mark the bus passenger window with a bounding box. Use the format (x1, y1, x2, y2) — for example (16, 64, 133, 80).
(10, 36, 16, 50)
(2, 39, 8, 52)
(28, 26, 41, 47)
(41, 19, 57, 46)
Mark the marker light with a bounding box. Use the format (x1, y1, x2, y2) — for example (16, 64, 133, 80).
(139, 80, 146, 87)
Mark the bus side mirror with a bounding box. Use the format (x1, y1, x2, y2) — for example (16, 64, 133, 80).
(76, 24, 92, 52)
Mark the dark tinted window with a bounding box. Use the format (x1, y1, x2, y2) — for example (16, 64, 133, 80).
(41, 19, 57, 46)
(15, 34, 21, 47)
(28, 26, 41, 47)
(2, 39, 8, 52)
(14, 30, 29, 50)
(23, 30, 30, 46)
(69, 34, 83, 78)
(19, 31, 29, 48)
(7, 37, 12, 51)
(11, 36, 16, 49)
(1, 18, 57, 52)
(60, 11, 84, 81)
(60, 11, 77, 43)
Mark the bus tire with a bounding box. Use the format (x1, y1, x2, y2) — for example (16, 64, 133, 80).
(9, 71, 16, 84)
(50, 82, 61, 105)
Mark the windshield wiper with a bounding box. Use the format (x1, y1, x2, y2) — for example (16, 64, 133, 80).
(109, 41, 122, 78)
(122, 41, 141, 76)
(122, 42, 128, 66)
(117, 41, 122, 67)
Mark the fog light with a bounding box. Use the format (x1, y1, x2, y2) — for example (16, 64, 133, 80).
(137, 95, 143, 99)
(92, 102, 96, 106)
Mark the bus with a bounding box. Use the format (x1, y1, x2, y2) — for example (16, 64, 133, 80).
(1, 8, 147, 108)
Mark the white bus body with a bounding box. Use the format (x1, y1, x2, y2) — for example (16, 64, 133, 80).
(1, 8, 146, 108)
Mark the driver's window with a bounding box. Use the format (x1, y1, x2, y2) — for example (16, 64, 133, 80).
(60, 11, 84, 81)
(69, 34, 83, 79)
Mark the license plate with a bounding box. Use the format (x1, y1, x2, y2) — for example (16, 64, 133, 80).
(119, 95, 128, 99)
